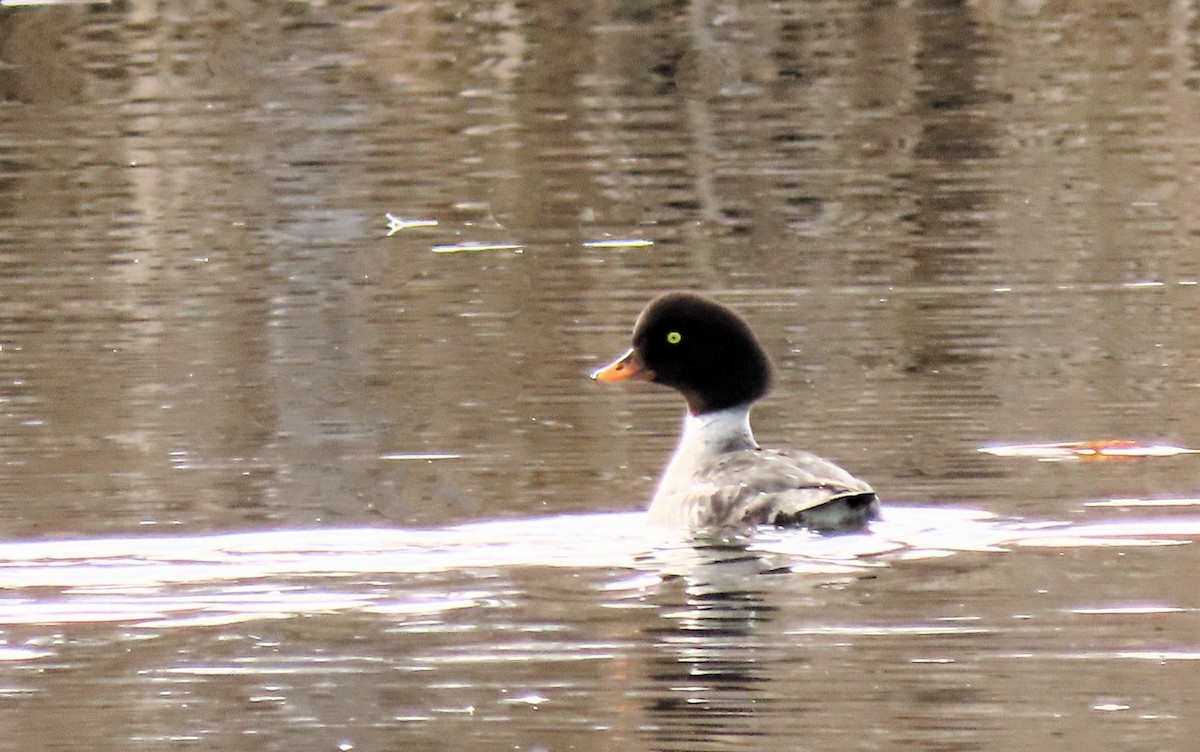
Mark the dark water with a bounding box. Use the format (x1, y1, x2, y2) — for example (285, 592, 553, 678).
(2, 1, 1200, 750)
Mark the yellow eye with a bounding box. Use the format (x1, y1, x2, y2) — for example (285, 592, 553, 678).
(666, 331, 682, 344)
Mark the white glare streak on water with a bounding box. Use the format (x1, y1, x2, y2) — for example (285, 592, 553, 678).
(0, 509, 1195, 628)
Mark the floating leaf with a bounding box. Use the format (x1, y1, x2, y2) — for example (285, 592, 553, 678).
(979, 440, 1200, 462)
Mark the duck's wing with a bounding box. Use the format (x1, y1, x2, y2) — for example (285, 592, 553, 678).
(668, 449, 878, 532)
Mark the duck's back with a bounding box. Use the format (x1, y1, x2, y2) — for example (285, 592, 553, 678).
(647, 447, 879, 532)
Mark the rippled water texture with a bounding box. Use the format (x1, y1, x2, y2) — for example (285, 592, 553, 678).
(2, 1, 1200, 750)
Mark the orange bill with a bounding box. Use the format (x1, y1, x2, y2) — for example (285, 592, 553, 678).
(590, 348, 654, 382)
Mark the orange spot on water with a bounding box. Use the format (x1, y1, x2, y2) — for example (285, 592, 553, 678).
(978, 440, 1200, 461)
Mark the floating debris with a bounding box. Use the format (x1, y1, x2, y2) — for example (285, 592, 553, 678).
(1085, 497, 1200, 508)
(979, 440, 1200, 461)
(380, 453, 462, 461)
(432, 242, 523, 254)
(384, 213, 439, 236)
(1071, 606, 1185, 615)
(582, 239, 654, 249)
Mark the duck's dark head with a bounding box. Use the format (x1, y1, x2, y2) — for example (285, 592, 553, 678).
(592, 292, 774, 415)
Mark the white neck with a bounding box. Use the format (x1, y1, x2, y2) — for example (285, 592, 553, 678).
(651, 404, 758, 504)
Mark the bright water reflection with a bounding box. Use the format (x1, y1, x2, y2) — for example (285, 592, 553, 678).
(3, 510, 1200, 751)
(0, 507, 1197, 626)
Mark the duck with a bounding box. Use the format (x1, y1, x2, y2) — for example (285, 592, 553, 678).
(591, 291, 879, 533)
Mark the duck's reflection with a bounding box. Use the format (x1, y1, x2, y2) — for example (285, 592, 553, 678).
(637, 541, 793, 749)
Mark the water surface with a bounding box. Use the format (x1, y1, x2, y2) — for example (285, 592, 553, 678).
(2, 1, 1200, 750)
